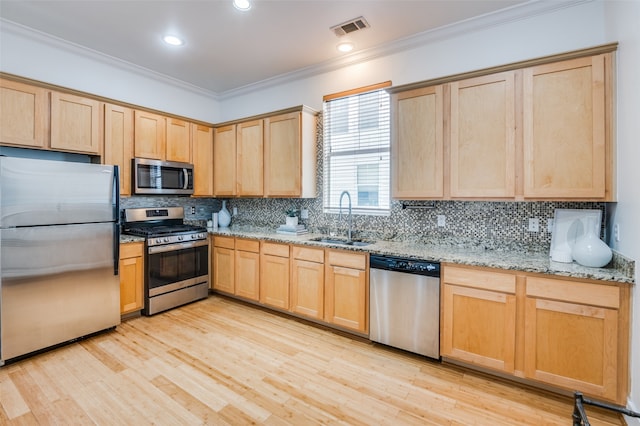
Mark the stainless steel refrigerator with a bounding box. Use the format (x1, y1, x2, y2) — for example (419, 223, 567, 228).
(0, 156, 120, 364)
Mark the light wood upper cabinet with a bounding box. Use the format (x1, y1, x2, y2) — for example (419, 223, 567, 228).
(450, 72, 516, 198)
(103, 103, 134, 196)
(523, 54, 610, 199)
(0, 79, 48, 149)
(119, 242, 144, 315)
(191, 123, 213, 197)
(290, 246, 325, 320)
(392, 85, 444, 199)
(236, 120, 264, 197)
(134, 110, 166, 160)
(259, 242, 290, 310)
(166, 117, 191, 163)
(441, 266, 517, 374)
(264, 110, 317, 198)
(213, 124, 237, 196)
(324, 250, 368, 334)
(50, 92, 101, 155)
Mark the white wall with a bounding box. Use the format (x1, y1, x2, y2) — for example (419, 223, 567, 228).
(603, 1, 640, 421)
(0, 20, 220, 123)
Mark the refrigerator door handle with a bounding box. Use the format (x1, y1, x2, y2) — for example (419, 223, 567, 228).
(113, 165, 120, 276)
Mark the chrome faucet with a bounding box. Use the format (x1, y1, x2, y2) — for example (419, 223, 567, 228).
(339, 190, 352, 242)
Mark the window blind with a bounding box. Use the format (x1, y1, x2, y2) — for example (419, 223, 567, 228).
(323, 87, 391, 215)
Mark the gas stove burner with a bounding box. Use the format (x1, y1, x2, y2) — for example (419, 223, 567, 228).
(124, 224, 206, 238)
(121, 207, 208, 245)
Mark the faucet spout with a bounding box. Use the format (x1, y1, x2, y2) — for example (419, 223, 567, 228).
(339, 190, 352, 242)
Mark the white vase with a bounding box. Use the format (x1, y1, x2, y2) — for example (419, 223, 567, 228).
(285, 216, 298, 227)
(572, 217, 612, 268)
(218, 200, 231, 228)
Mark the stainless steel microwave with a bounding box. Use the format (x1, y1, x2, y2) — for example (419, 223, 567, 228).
(133, 158, 194, 195)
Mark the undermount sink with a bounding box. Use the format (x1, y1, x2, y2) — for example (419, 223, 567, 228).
(309, 237, 373, 247)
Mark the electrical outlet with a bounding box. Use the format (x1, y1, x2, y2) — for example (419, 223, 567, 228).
(437, 215, 446, 227)
(232, 207, 238, 216)
(300, 208, 309, 219)
(614, 224, 621, 242)
(190, 206, 195, 215)
(547, 218, 554, 233)
(528, 218, 539, 232)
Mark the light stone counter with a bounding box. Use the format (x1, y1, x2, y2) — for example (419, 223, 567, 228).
(210, 226, 634, 284)
(120, 234, 145, 244)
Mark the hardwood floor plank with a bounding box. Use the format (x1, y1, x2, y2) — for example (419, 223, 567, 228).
(0, 296, 624, 425)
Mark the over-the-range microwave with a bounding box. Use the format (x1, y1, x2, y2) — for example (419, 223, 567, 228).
(132, 158, 194, 195)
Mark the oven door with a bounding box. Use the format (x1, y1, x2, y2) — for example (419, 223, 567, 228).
(147, 240, 208, 297)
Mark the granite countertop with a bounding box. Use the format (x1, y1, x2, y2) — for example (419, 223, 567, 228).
(120, 234, 145, 244)
(209, 226, 634, 284)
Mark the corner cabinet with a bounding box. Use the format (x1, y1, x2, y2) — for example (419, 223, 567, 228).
(119, 242, 144, 315)
(440, 263, 630, 405)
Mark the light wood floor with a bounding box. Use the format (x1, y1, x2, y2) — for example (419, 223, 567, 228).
(0, 296, 624, 425)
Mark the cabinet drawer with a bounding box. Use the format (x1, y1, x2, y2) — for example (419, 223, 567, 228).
(443, 265, 516, 293)
(293, 246, 324, 263)
(262, 242, 289, 257)
(526, 277, 620, 309)
(214, 236, 235, 249)
(235, 238, 260, 252)
(120, 242, 143, 259)
(327, 250, 367, 270)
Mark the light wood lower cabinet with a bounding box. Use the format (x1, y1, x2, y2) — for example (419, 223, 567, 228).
(441, 263, 629, 404)
(119, 242, 144, 315)
(290, 246, 325, 320)
(324, 250, 369, 334)
(234, 238, 260, 301)
(212, 236, 235, 294)
(260, 242, 290, 309)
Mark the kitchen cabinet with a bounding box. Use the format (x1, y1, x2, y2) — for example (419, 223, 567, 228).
(103, 103, 134, 196)
(119, 242, 144, 315)
(236, 120, 264, 196)
(134, 110, 166, 160)
(50, 92, 101, 155)
(259, 242, 290, 309)
(524, 276, 628, 403)
(213, 124, 237, 196)
(523, 54, 611, 199)
(290, 246, 325, 320)
(0, 78, 48, 149)
(391, 85, 444, 199)
(212, 236, 235, 294)
(166, 117, 191, 163)
(449, 71, 516, 198)
(264, 109, 317, 198)
(441, 265, 517, 373)
(191, 123, 214, 197)
(234, 238, 260, 301)
(324, 249, 368, 334)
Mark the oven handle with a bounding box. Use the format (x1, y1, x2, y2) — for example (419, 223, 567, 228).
(148, 239, 209, 254)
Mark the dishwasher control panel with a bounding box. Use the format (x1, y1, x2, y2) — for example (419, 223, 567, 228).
(369, 254, 440, 277)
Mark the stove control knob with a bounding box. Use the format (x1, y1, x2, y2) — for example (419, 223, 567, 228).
(164, 237, 170, 243)
(177, 235, 184, 241)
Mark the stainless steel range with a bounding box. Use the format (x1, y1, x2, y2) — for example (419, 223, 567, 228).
(122, 207, 209, 315)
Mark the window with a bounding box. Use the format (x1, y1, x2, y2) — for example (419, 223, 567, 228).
(323, 84, 391, 215)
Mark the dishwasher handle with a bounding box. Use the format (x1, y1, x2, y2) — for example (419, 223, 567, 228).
(369, 254, 440, 277)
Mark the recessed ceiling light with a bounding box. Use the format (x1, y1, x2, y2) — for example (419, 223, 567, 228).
(233, 0, 251, 11)
(163, 35, 184, 46)
(337, 41, 355, 53)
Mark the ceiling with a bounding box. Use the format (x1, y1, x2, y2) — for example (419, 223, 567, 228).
(0, 0, 534, 96)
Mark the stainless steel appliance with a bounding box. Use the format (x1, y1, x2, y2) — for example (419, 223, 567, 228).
(133, 158, 194, 195)
(122, 207, 208, 315)
(0, 156, 120, 365)
(369, 254, 440, 359)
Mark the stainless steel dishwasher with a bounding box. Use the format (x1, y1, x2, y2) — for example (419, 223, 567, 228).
(369, 254, 440, 359)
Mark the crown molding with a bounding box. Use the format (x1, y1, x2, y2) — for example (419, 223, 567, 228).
(0, 18, 219, 100)
(217, 0, 592, 99)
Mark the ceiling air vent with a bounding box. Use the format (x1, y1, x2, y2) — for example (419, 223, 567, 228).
(331, 16, 370, 37)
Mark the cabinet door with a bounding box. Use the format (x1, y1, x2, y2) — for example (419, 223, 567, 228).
(134, 110, 166, 160)
(324, 251, 368, 333)
(392, 85, 444, 199)
(0, 79, 48, 148)
(236, 120, 264, 196)
(291, 259, 324, 320)
(119, 242, 144, 315)
(166, 117, 191, 163)
(264, 112, 301, 197)
(50, 92, 101, 154)
(104, 104, 133, 196)
(213, 124, 237, 196)
(523, 55, 607, 199)
(235, 249, 260, 301)
(260, 253, 290, 310)
(524, 277, 620, 402)
(450, 72, 516, 198)
(213, 246, 235, 294)
(192, 124, 213, 196)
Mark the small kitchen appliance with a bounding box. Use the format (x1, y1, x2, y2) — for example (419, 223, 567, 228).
(132, 157, 194, 195)
(122, 207, 209, 315)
